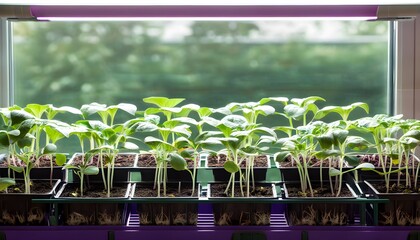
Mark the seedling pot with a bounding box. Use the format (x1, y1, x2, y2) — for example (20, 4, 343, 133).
(364, 180, 420, 226)
(131, 182, 199, 226)
(54, 182, 131, 225)
(208, 182, 278, 226)
(0, 179, 61, 226)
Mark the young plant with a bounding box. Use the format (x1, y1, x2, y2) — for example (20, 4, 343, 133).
(225, 99, 277, 196)
(66, 125, 99, 197)
(78, 103, 137, 197)
(133, 115, 192, 197)
(5, 109, 68, 193)
(352, 114, 405, 193)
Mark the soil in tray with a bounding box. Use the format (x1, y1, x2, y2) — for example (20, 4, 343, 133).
(358, 154, 417, 168)
(71, 153, 135, 167)
(368, 182, 420, 194)
(286, 184, 353, 198)
(278, 155, 342, 168)
(59, 183, 128, 198)
(207, 154, 268, 168)
(0, 180, 56, 225)
(134, 183, 196, 197)
(1, 180, 54, 194)
(137, 154, 198, 168)
(210, 183, 273, 198)
(0, 155, 60, 168)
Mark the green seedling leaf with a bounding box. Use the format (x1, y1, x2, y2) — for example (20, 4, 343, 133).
(116, 103, 137, 115)
(9, 165, 24, 173)
(355, 162, 375, 170)
(220, 115, 247, 130)
(274, 151, 290, 162)
(10, 110, 35, 125)
(197, 107, 214, 118)
(143, 97, 185, 108)
(135, 121, 159, 133)
(332, 129, 348, 145)
(400, 137, 420, 149)
(83, 166, 99, 175)
(0, 178, 15, 191)
(171, 117, 199, 126)
(123, 142, 139, 150)
(0, 131, 9, 147)
(51, 106, 83, 115)
(24, 104, 49, 118)
(315, 150, 340, 160)
(45, 126, 66, 143)
(329, 168, 341, 177)
(202, 116, 220, 128)
(259, 97, 289, 105)
(144, 136, 175, 151)
(197, 138, 223, 149)
(169, 153, 187, 171)
(224, 161, 240, 173)
(180, 148, 195, 159)
(317, 132, 334, 149)
(55, 153, 67, 166)
(174, 137, 191, 149)
(80, 103, 107, 116)
(346, 136, 369, 150)
(403, 130, 420, 140)
(42, 143, 57, 154)
(172, 125, 192, 138)
(344, 155, 360, 166)
(17, 137, 33, 148)
(255, 105, 276, 116)
(284, 105, 305, 119)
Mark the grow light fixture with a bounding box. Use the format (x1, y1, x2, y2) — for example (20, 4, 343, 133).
(30, 5, 379, 21)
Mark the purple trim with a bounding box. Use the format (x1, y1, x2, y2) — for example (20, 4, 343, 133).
(30, 5, 378, 18)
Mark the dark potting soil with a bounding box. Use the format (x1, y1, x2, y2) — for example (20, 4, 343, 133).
(134, 183, 197, 197)
(358, 154, 417, 168)
(207, 154, 268, 168)
(137, 154, 198, 168)
(286, 184, 353, 198)
(71, 154, 135, 167)
(1, 181, 55, 194)
(368, 182, 420, 194)
(210, 183, 273, 198)
(278, 155, 341, 168)
(0, 155, 59, 168)
(60, 183, 128, 198)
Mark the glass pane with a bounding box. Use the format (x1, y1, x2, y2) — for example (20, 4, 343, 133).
(12, 20, 389, 151)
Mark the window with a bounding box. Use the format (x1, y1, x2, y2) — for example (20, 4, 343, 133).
(10, 20, 389, 151)
(13, 20, 389, 112)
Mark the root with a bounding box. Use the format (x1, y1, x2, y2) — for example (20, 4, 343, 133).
(98, 210, 121, 225)
(321, 211, 331, 225)
(66, 212, 93, 225)
(254, 212, 270, 226)
(395, 207, 410, 226)
(155, 207, 170, 225)
(216, 212, 232, 226)
(239, 211, 251, 225)
(330, 212, 347, 225)
(172, 213, 187, 225)
(300, 205, 317, 226)
(27, 207, 44, 224)
(140, 213, 152, 225)
(288, 212, 300, 225)
(380, 211, 394, 225)
(188, 213, 197, 225)
(1, 211, 26, 224)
